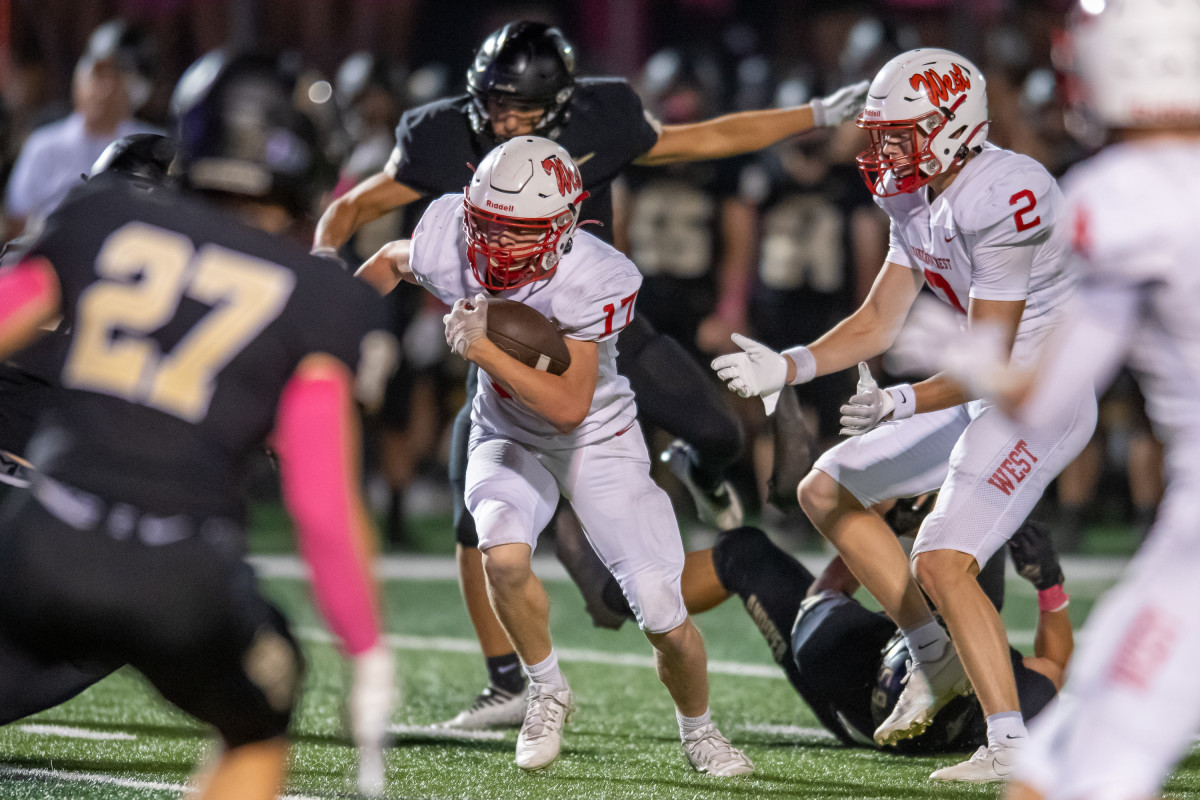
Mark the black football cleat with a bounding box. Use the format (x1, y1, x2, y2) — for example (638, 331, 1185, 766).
(883, 492, 938, 539)
(766, 385, 815, 510)
(1008, 520, 1065, 591)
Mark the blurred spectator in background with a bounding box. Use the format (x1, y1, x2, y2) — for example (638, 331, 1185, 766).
(615, 46, 756, 362)
(3, 19, 159, 241)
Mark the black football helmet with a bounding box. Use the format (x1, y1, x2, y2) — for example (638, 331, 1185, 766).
(89, 133, 177, 187)
(170, 50, 339, 219)
(466, 21, 576, 138)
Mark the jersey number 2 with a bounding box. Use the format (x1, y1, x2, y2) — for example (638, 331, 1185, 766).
(64, 222, 295, 423)
(1010, 190, 1041, 233)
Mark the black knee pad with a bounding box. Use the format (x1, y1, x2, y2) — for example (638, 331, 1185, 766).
(712, 527, 792, 595)
(207, 607, 305, 748)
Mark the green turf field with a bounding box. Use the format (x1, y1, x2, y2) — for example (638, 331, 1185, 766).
(1, 512, 1196, 800)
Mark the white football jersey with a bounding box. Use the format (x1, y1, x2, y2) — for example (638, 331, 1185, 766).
(410, 193, 642, 448)
(879, 143, 1073, 367)
(1054, 140, 1200, 453)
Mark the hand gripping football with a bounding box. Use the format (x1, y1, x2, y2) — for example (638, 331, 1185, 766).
(485, 298, 572, 376)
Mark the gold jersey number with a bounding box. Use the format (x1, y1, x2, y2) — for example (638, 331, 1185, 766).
(64, 222, 296, 423)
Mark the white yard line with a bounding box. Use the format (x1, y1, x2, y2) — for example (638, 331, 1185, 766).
(15, 724, 136, 741)
(0, 765, 322, 799)
(249, 553, 1133, 583)
(387, 724, 506, 741)
(739, 723, 837, 741)
(295, 627, 784, 679)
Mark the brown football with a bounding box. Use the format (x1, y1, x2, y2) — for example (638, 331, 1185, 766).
(485, 298, 572, 376)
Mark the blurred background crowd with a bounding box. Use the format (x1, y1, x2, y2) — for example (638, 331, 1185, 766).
(0, 0, 1157, 555)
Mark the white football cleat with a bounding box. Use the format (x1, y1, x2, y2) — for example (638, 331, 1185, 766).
(929, 742, 1022, 782)
(436, 685, 527, 730)
(873, 642, 971, 746)
(515, 684, 574, 771)
(662, 440, 744, 530)
(681, 723, 755, 776)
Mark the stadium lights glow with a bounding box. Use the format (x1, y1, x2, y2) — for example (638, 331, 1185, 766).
(1080, 0, 1106, 15)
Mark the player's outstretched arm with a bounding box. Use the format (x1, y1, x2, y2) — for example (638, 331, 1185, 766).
(273, 353, 394, 793)
(0, 257, 60, 361)
(314, 171, 423, 252)
(474, 334, 599, 434)
(355, 239, 414, 296)
(634, 80, 870, 166)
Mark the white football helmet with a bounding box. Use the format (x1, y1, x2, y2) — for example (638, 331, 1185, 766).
(464, 135, 588, 291)
(856, 48, 988, 197)
(1066, 0, 1200, 131)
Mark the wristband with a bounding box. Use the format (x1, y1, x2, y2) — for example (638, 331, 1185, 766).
(886, 384, 917, 420)
(1037, 585, 1070, 613)
(810, 98, 827, 127)
(782, 345, 817, 385)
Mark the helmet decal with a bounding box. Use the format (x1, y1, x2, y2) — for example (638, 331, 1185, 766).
(908, 63, 971, 106)
(541, 155, 581, 196)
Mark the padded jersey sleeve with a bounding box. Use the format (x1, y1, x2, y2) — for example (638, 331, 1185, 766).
(556, 251, 643, 342)
(964, 162, 1060, 302)
(407, 193, 467, 306)
(885, 216, 915, 268)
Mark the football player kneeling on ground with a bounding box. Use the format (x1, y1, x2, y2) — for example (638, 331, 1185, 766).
(0, 52, 398, 800)
(357, 136, 752, 776)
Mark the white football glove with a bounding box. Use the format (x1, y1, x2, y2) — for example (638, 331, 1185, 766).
(810, 79, 871, 127)
(350, 643, 396, 797)
(839, 362, 894, 436)
(443, 293, 489, 359)
(711, 333, 788, 415)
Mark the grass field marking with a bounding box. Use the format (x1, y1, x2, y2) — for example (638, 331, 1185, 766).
(739, 723, 838, 741)
(387, 724, 507, 741)
(15, 724, 137, 741)
(250, 553, 1131, 582)
(292, 626, 1038, 677)
(294, 627, 784, 679)
(0, 765, 326, 799)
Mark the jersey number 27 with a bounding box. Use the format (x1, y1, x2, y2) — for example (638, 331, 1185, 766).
(64, 222, 295, 423)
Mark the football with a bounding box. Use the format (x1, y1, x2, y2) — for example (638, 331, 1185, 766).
(485, 298, 572, 376)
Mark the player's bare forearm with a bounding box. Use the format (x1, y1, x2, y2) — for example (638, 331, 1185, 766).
(808, 555, 861, 598)
(909, 372, 972, 413)
(355, 240, 414, 296)
(796, 262, 922, 382)
(467, 336, 598, 434)
(314, 172, 422, 251)
(634, 106, 817, 166)
(1023, 606, 1074, 690)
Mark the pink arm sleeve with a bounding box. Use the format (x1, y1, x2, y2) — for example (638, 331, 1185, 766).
(274, 358, 382, 656)
(0, 257, 59, 359)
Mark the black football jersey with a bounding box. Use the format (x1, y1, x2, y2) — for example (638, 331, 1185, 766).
(386, 78, 660, 243)
(21, 177, 393, 518)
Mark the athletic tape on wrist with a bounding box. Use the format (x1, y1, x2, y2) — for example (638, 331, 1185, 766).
(1037, 585, 1070, 613)
(783, 345, 816, 385)
(886, 384, 916, 420)
(810, 98, 827, 127)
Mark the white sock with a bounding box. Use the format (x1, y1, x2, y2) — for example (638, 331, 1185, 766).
(677, 708, 712, 737)
(524, 651, 566, 689)
(986, 711, 1027, 748)
(901, 619, 950, 666)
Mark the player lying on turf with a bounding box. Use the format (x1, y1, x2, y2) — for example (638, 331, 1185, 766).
(358, 135, 752, 775)
(695, 514, 1071, 758)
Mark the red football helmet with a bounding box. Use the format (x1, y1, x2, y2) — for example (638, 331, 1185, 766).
(464, 136, 588, 291)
